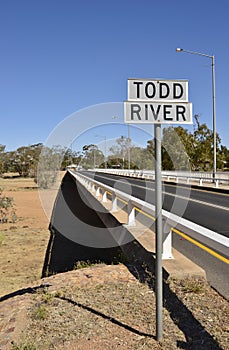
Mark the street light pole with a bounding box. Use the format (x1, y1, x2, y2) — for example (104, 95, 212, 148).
(104, 136, 107, 169)
(112, 116, 131, 170)
(211, 55, 217, 182)
(95, 135, 107, 169)
(93, 145, 96, 169)
(176, 48, 217, 181)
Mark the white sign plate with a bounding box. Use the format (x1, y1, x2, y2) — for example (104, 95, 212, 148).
(128, 78, 188, 102)
(124, 101, 193, 124)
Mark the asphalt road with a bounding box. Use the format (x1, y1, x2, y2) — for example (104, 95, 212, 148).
(82, 171, 229, 237)
(81, 170, 229, 298)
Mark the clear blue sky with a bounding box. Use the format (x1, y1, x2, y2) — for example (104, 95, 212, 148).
(1, 0, 229, 152)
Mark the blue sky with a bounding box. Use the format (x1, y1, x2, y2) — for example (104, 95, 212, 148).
(1, 0, 229, 152)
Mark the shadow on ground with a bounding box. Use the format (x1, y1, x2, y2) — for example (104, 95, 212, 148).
(42, 171, 222, 350)
(42, 171, 129, 276)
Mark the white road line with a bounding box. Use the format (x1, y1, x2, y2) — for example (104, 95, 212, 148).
(94, 173, 229, 212)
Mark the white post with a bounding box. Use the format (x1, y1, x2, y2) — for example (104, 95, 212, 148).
(162, 219, 174, 260)
(102, 190, 107, 203)
(127, 201, 136, 226)
(96, 187, 100, 197)
(111, 192, 118, 212)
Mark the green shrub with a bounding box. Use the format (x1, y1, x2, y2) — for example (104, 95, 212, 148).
(10, 341, 37, 350)
(0, 187, 17, 223)
(32, 305, 48, 320)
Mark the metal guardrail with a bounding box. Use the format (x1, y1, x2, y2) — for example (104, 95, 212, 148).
(69, 170, 229, 263)
(92, 168, 229, 188)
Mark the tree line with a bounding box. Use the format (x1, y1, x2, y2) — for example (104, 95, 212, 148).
(79, 117, 229, 171)
(0, 118, 228, 184)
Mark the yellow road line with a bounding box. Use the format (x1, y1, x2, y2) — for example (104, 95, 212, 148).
(118, 198, 128, 205)
(164, 181, 229, 197)
(136, 209, 229, 264)
(172, 228, 229, 264)
(135, 206, 156, 220)
(106, 191, 128, 205)
(104, 190, 229, 264)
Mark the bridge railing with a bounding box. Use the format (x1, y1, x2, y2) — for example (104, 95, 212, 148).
(68, 170, 229, 262)
(91, 168, 229, 189)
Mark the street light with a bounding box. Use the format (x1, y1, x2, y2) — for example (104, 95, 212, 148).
(176, 47, 217, 181)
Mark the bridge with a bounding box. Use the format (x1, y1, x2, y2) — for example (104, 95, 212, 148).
(46, 169, 229, 299)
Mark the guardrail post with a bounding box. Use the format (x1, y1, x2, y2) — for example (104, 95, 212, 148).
(127, 201, 136, 226)
(200, 178, 203, 186)
(162, 219, 174, 260)
(96, 187, 100, 197)
(111, 192, 118, 212)
(102, 190, 107, 203)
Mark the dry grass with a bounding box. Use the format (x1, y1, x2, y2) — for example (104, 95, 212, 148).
(0, 175, 228, 350)
(0, 176, 50, 297)
(10, 271, 228, 350)
(0, 175, 38, 191)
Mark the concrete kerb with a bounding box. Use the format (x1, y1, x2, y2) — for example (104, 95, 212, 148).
(163, 179, 229, 195)
(94, 170, 229, 194)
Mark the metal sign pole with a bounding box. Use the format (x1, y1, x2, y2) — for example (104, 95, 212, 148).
(154, 123, 163, 341)
(125, 77, 193, 342)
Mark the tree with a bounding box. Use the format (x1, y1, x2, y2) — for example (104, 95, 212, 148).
(109, 136, 131, 169)
(218, 145, 229, 170)
(81, 144, 104, 169)
(192, 116, 221, 171)
(129, 146, 154, 169)
(36, 145, 65, 189)
(161, 127, 192, 170)
(61, 148, 83, 169)
(109, 137, 154, 170)
(146, 139, 154, 155)
(9, 144, 43, 177)
(146, 118, 225, 171)
(147, 129, 193, 171)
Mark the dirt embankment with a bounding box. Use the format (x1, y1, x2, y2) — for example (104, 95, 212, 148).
(0, 175, 50, 297)
(0, 174, 228, 350)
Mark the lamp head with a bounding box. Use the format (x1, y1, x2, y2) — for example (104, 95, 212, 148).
(176, 48, 183, 52)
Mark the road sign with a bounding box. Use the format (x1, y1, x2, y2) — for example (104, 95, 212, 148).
(124, 78, 192, 125)
(124, 77, 193, 341)
(128, 78, 189, 102)
(124, 101, 192, 124)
